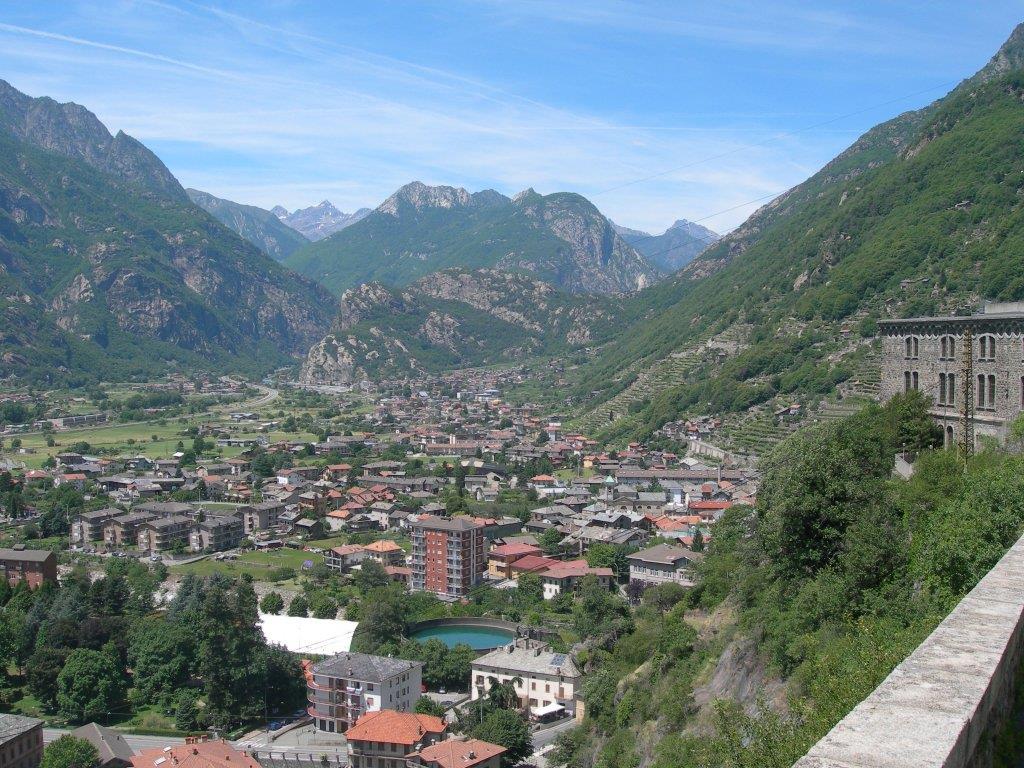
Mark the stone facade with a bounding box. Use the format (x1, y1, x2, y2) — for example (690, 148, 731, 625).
(878, 302, 1024, 448)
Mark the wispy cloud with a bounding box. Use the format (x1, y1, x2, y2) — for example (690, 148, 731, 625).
(0, 0, 1002, 232)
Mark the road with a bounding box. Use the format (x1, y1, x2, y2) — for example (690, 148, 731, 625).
(532, 716, 576, 750)
(43, 728, 184, 751)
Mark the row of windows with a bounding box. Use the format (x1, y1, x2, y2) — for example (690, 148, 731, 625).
(904, 371, 1024, 409)
(903, 334, 1006, 361)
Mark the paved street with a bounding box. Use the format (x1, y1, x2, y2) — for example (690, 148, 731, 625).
(43, 728, 185, 751)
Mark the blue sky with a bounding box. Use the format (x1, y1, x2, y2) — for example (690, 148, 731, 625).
(0, 2, 1020, 233)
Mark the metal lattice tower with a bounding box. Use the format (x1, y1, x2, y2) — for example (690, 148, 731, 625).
(961, 327, 974, 462)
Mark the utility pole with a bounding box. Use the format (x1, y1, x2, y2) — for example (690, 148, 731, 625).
(961, 327, 974, 464)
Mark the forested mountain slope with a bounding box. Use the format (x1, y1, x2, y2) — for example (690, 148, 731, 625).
(0, 82, 335, 384)
(573, 24, 1024, 439)
(284, 182, 661, 295)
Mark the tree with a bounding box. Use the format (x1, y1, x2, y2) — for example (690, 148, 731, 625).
(307, 591, 338, 619)
(691, 528, 705, 552)
(126, 618, 193, 702)
(27, 647, 69, 712)
(539, 527, 563, 555)
(41, 735, 98, 768)
(414, 696, 446, 717)
(287, 595, 309, 617)
(472, 709, 532, 767)
(353, 559, 390, 593)
(56, 648, 125, 723)
(174, 689, 199, 732)
(260, 591, 284, 615)
(351, 587, 406, 653)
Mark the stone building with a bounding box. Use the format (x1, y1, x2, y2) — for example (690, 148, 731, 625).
(878, 302, 1024, 448)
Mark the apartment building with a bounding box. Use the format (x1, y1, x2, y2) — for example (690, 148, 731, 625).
(242, 500, 285, 534)
(71, 508, 121, 545)
(0, 714, 43, 768)
(0, 550, 56, 589)
(307, 652, 422, 734)
(627, 543, 702, 588)
(137, 515, 192, 552)
(103, 512, 156, 549)
(190, 515, 244, 552)
(409, 515, 486, 598)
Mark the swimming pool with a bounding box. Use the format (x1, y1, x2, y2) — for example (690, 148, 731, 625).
(409, 623, 515, 650)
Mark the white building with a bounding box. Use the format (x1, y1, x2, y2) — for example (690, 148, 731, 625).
(307, 652, 423, 734)
(471, 639, 581, 718)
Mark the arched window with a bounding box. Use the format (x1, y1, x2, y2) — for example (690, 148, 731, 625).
(978, 334, 996, 361)
(905, 337, 913, 359)
(977, 374, 985, 407)
(948, 373, 955, 405)
(913, 337, 919, 358)
(988, 374, 996, 408)
(939, 373, 946, 404)
(912, 371, 919, 391)
(904, 371, 911, 393)
(945, 425, 954, 449)
(940, 335, 956, 360)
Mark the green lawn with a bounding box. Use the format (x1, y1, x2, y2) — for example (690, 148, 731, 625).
(171, 546, 320, 581)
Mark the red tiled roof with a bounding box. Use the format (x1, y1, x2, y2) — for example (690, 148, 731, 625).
(363, 540, 403, 553)
(410, 738, 506, 768)
(489, 543, 541, 558)
(345, 710, 446, 745)
(509, 555, 559, 572)
(131, 741, 259, 768)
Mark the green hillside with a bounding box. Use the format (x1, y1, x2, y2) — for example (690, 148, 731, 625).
(0, 84, 335, 385)
(284, 182, 661, 295)
(572, 24, 1024, 441)
(187, 188, 309, 261)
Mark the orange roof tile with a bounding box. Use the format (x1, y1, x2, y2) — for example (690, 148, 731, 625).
(345, 710, 446, 745)
(131, 741, 260, 768)
(410, 738, 506, 768)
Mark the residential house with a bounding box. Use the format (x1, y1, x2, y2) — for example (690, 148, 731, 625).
(70, 723, 134, 768)
(471, 639, 581, 718)
(362, 539, 405, 567)
(407, 738, 505, 768)
(487, 543, 541, 579)
(627, 544, 703, 588)
(344, 711, 446, 768)
(242, 500, 285, 534)
(325, 544, 366, 572)
(540, 561, 614, 600)
(130, 740, 260, 768)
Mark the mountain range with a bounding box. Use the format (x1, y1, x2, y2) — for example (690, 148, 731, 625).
(282, 182, 662, 295)
(272, 201, 371, 241)
(613, 218, 719, 271)
(0, 79, 335, 384)
(301, 268, 623, 384)
(186, 188, 309, 261)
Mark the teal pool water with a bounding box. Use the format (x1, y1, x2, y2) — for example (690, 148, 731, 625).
(410, 624, 514, 650)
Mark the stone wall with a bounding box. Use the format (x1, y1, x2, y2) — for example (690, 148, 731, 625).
(794, 533, 1024, 768)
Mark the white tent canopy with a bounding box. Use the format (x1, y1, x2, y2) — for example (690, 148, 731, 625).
(531, 702, 565, 717)
(258, 613, 358, 655)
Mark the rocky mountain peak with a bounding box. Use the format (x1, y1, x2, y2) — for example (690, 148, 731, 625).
(273, 200, 370, 241)
(378, 181, 475, 216)
(0, 79, 186, 200)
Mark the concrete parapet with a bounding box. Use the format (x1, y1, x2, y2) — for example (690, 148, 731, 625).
(794, 534, 1024, 768)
